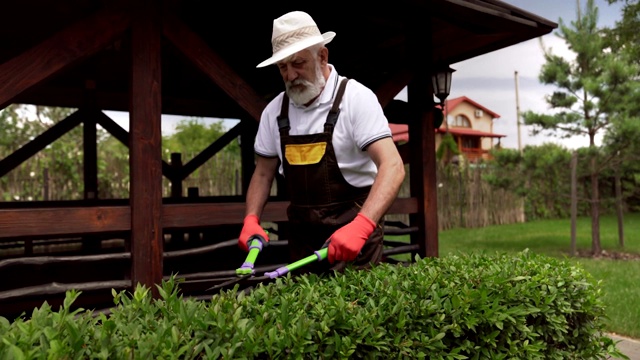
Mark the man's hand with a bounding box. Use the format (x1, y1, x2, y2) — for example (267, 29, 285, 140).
(327, 213, 376, 263)
(239, 215, 269, 252)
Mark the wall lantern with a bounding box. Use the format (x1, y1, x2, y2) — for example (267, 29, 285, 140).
(431, 65, 455, 129)
(431, 65, 456, 106)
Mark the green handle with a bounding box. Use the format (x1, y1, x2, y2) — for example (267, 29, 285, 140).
(288, 248, 327, 271)
(264, 247, 327, 278)
(244, 239, 261, 263)
(236, 235, 267, 275)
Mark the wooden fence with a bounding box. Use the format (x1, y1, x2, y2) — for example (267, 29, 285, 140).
(2, 161, 523, 231)
(386, 164, 524, 230)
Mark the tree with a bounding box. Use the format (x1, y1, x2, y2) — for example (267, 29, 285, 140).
(162, 119, 241, 196)
(607, 0, 640, 65)
(487, 144, 575, 221)
(521, 0, 635, 254)
(605, 0, 640, 172)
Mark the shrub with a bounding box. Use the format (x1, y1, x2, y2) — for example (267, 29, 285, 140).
(0, 250, 628, 359)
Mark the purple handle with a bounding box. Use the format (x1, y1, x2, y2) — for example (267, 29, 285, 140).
(248, 241, 264, 252)
(264, 266, 290, 279)
(240, 262, 255, 270)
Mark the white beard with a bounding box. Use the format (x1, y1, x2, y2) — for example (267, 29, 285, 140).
(286, 63, 326, 106)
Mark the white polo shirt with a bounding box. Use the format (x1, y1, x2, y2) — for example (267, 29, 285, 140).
(254, 65, 392, 187)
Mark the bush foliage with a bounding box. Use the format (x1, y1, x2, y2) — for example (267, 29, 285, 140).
(0, 251, 628, 359)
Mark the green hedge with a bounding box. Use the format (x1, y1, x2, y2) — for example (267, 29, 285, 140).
(0, 250, 628, 359)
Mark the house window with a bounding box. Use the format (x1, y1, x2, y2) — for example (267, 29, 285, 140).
(450, 114, 471, 128)
(462, 137, 479, 149)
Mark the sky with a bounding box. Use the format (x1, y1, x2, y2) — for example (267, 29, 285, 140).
(442, 0, 626, 150)
(105, 0, 626, 149)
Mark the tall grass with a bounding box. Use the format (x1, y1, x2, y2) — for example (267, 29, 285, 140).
(388, 212, 640, 339)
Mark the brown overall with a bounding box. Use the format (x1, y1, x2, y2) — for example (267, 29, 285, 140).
(277, 78, 384, 274)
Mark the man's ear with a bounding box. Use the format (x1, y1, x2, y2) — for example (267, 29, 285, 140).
(319, 47, 329, 65)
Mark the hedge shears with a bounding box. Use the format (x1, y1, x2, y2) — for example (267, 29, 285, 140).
(263, 246, 328, 278)
(207, 240, 329, 291)
(206, 234, 268, 291)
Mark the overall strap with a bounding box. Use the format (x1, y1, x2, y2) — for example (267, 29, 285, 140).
(324, 78, 349, 132)
(277, 94, 290, 135)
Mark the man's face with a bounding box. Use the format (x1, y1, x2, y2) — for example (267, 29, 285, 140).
(277, 48, 326, 106)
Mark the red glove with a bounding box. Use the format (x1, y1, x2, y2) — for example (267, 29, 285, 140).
(327, 213, 376, 263)
(238, 215, 269, 252)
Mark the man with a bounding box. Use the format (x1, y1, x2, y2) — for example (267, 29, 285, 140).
(238, 10, 405, 273)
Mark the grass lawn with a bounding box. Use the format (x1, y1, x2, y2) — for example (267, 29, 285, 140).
(387, 212, 640, 339)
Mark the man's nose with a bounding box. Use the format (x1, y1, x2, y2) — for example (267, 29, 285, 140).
(285, 66, 298, 82)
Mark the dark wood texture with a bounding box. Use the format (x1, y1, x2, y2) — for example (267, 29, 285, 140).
(162, 12, 268, 121)
(0, 197, 418, 240)
(375, 70, 414, 108)
(83, 110, 98, 200)
(129, 0, 163, 291)
(407, 5, 439, 258)
(0, 206, 131, 238)
(0, 7, 131, 110)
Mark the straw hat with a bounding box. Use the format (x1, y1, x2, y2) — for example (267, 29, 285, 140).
(256, 11, 336, 68)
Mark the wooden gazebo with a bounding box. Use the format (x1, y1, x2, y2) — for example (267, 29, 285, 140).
(0, 0, 556, 318)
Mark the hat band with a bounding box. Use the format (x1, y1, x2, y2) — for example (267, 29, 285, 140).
(272, 26, 322, 53)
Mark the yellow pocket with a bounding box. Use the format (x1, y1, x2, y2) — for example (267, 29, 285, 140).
(285, 142, 327, 165)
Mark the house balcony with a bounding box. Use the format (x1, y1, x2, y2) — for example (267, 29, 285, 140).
(461, 147, 491, 162)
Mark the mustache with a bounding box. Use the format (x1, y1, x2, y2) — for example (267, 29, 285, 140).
(286, 78, 314, 92)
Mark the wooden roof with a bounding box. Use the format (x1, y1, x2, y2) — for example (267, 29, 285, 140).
(0, 0, 556, 119)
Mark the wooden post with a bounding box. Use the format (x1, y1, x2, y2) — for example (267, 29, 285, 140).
(407, 7, 437, 258)
(42, 167, 49, 201)
(129, 0, 163, 295)
(169, 153, 185, 246)
(82, 80, 100, 253)
(570, 151, 577, 257)
(615, 162, 624, 248)
(83, 80, 98, 201)
(187, 187, 200, 242)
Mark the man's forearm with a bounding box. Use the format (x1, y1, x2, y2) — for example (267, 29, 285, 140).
(245, 156, 279, 217)
(245, 176, 272, 217)
(360, 159, 405, 223)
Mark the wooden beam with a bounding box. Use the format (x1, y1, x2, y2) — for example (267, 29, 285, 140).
(0, 110, 84, 177)
(0, 197, 417, 240)
(0, 7, 131, 110)
(129, 0, 163, 291)
(441, 0, 539, 28)
(179, 123, 242, 179)
(95, 111, 174, 178)
(14, 86, 245, 119)
(375, 69, 414, 108)
(0, 207, 131, 238)
(162, 12, 267, 121)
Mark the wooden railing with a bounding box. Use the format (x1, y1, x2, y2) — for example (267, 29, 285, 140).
(461, 147, 491, 162)
(0, 197, 420, 319)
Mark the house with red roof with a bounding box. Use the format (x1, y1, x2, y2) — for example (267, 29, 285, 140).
(389, 96, 505, 163)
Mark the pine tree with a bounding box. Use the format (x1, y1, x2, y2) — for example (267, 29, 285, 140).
(522, 0, 635, 255)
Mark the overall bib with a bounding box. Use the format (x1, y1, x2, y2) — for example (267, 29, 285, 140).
(277, 78, 384, 274)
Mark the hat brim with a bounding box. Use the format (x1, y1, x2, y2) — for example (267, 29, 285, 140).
(256, 32, 336, 68)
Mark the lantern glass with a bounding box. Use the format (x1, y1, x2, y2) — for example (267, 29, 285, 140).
(432, 66, 455, 104)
